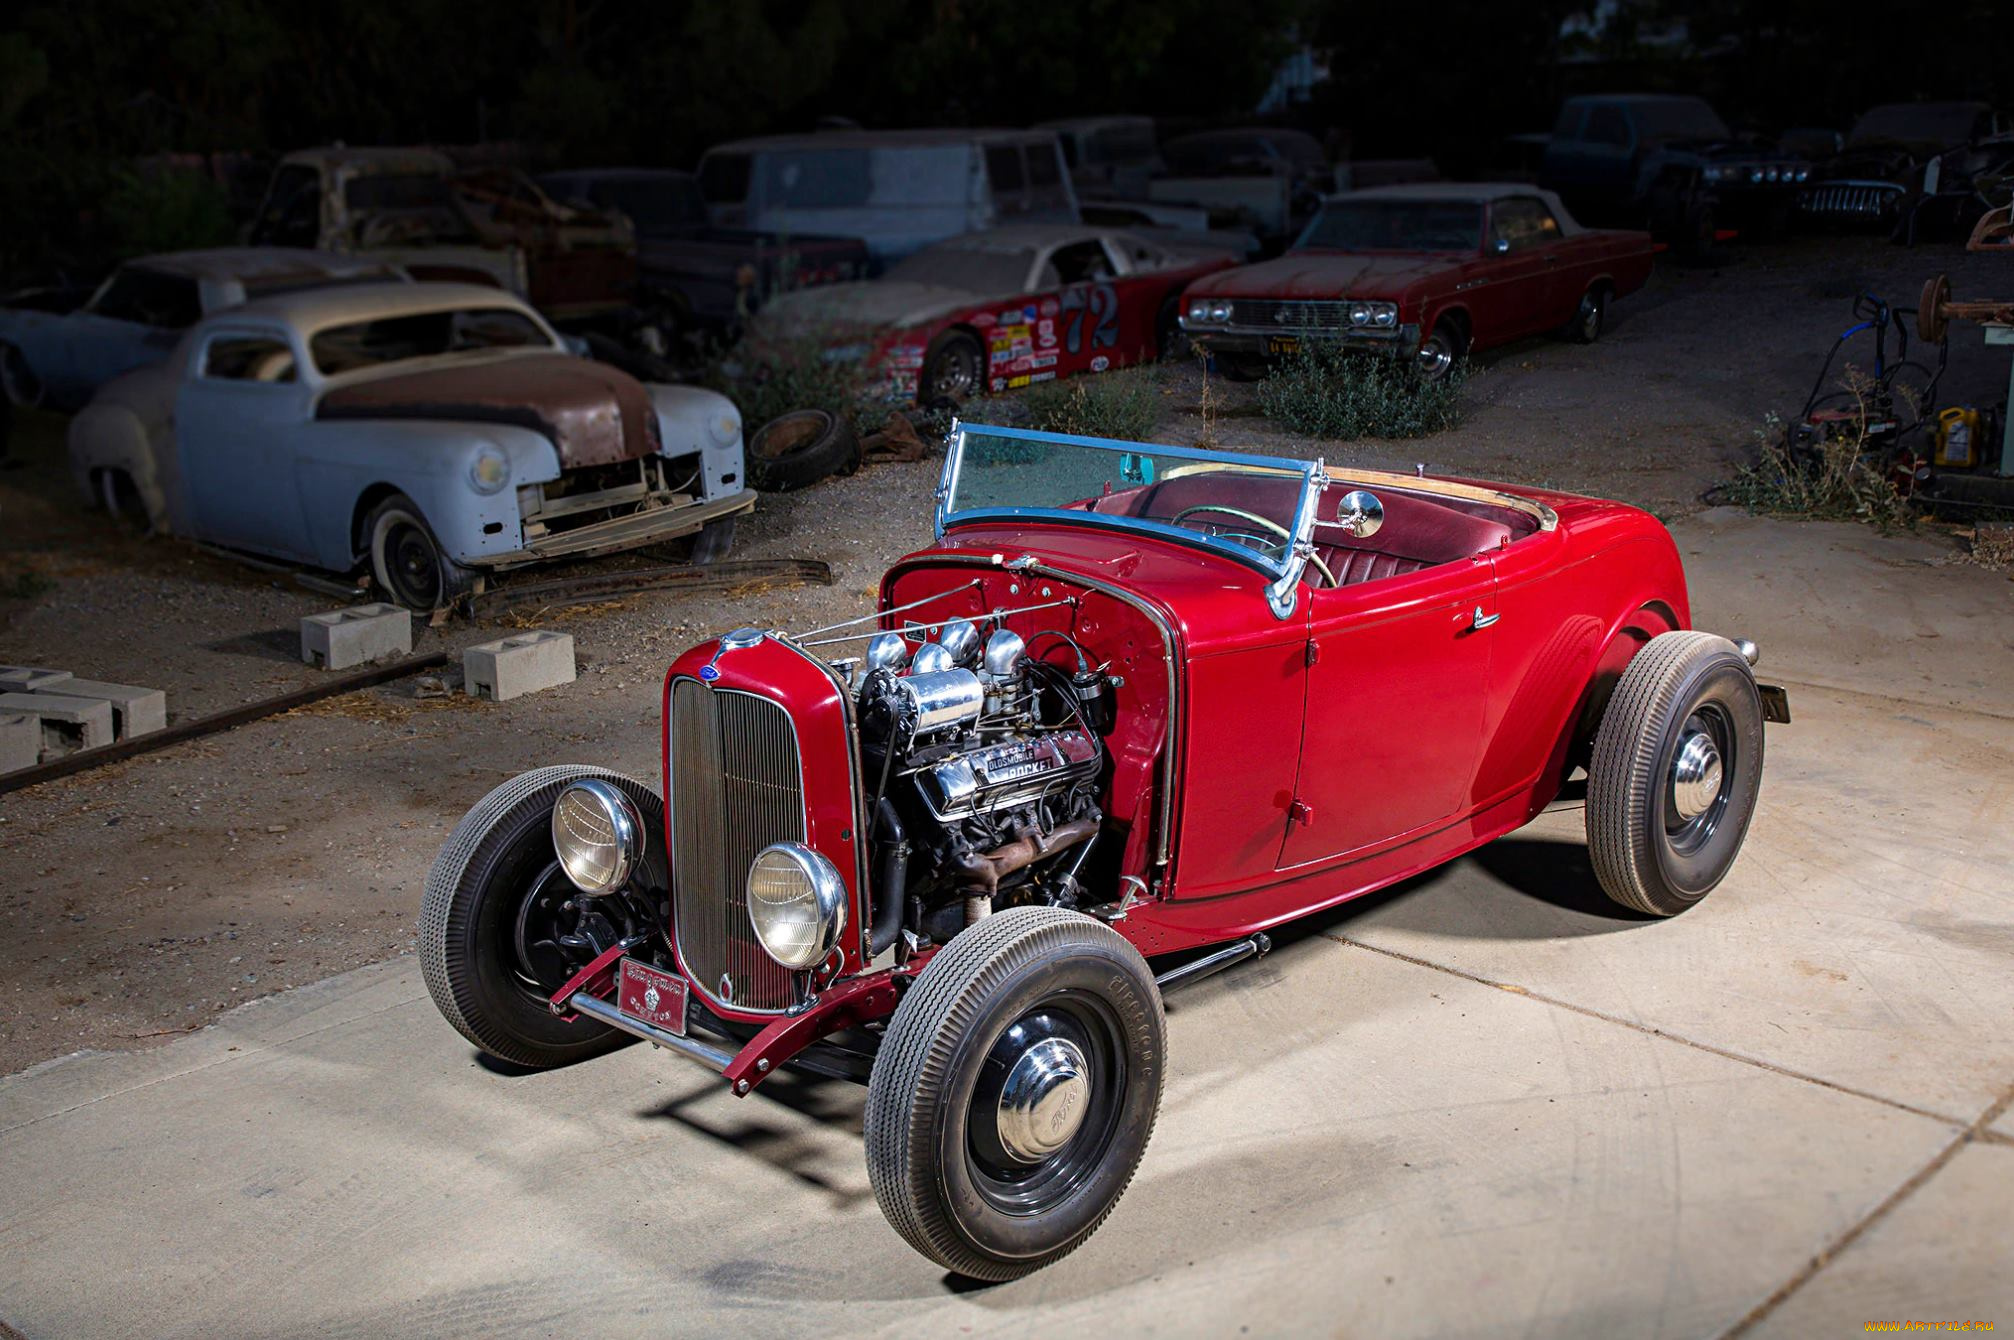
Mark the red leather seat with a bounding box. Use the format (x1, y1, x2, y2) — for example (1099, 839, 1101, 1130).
(1314, 490, 1512, 587)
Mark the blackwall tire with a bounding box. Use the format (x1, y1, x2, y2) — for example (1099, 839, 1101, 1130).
(865, 906, 1166, 1282)
(419, 765, 664, 1068)
(365, 492, 471, 612)
(922, 330, 985, 404)
(1566, 286, 1607, 344)
(1586, 631, 1765, 917)
(1417, 320, 1468, 381)
(747, 408, 859, 492)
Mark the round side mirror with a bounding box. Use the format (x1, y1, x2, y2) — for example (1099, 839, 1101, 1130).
(1338, 489, 1384, 539)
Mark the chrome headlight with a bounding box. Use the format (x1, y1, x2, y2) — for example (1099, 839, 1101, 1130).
(1208, 300, 1232, 322)
(1795, 166, 1810, 182)
(469, 444, 511, 495)
(708, 409, 741, 447)
(1185, 297, 1213, 323)
(747, 842, 848, 969)
(551, 778, 645, 896)
(1749, 167, 1765, 184)
(1348, 303, 1370, 326)
(1370, 304, 1398, 327)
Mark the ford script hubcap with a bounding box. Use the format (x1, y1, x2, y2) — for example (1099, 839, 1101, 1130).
(996, 1037, 1091, 1163)
(1670, 727, 1723, 822)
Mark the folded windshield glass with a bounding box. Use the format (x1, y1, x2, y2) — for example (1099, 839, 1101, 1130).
(940, 423, 1318, 576)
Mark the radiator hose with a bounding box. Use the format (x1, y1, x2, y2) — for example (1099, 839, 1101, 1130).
(870, 798, 908, 957)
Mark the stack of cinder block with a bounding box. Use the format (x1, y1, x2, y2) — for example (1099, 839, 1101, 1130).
(0, 665, 168, 772)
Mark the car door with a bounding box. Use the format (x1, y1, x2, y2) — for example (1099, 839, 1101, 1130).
(1278, 551, 1496, 870)
(175, 325, 317, 561)
(1047, 238, 1127, 377)
(1481, 199, 1570, 342)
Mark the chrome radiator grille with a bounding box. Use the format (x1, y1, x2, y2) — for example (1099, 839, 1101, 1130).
(1228, 298, 1352, 331)
(1798, 182, 1903, 218)
(668, 679, 804, 1012)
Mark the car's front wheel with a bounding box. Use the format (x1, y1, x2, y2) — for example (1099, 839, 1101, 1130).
(865, 906, 1165, 1281)
(1417, 318, 1468, 381)
(420, 766, 666, 1068)
(1565, 285, 1608, 344)
(364, 492, 472, 612)
(1587, 631, 1765, 916)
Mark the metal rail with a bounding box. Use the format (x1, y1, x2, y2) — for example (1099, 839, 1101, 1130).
(0, 652, 450, 796)
(1154, 934, 1271, 993)
(567, 991, 738, 1070)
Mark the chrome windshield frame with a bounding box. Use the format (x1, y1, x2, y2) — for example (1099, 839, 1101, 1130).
(935, 419, 1325, 620)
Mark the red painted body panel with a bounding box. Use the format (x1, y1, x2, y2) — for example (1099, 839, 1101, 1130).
(1182, 219, 1654, 355)
(638, 470, 1690, 1081)
(659, 635, 871, 1025)
(865, 253, 1233, 401)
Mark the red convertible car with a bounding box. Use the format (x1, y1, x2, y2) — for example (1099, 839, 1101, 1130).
(422, 422, 1787, 1280)
(1180, 183, 1656, 380)
(754, 224, 1236, 403)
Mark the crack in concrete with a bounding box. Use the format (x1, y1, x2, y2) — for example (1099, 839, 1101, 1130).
(1320, 933, 1973, 1128)
(1317, 931, 2014, 1338)
(1717, 1083, 2014, 1339)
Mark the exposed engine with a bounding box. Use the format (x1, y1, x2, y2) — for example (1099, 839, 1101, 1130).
(845, 618, 1113, 949)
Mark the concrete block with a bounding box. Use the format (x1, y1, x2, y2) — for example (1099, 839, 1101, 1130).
(36, 678, 166, 739)
(300, 604, 412, 670)
(0, 692, 114, 756)
(464, 631, 575, 702)
(0, 666, 73, 693)
(0, 714, 37, 772)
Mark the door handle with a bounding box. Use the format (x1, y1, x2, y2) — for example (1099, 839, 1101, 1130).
(1471, 606, 1501, 630)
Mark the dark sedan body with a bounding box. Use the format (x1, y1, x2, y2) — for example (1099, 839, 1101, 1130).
(1178, 185, 1655, 379)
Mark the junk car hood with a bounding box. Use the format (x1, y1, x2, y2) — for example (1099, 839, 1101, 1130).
(760, 281, 987, 336)
(1819, 145, 1925, 182)
(1186, 251, 1460, 299)
(316, 352, 658, 468)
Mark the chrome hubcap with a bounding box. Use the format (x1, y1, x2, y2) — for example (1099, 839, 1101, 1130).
(995, 1037, 1091, 1163)
(1417, 339, 1453, 379)
(1670, 729, 1723, 822)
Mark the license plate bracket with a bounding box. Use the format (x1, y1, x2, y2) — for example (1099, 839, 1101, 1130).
(616, 958, 688, 1036)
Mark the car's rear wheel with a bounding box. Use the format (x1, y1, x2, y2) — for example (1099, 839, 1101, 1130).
(922, 330, 985, 404)
(365, 492, 472, 612)
(865, 906, 1165, 1281)
(1587, 631, 1765, 916)
(1566, 285, 1608, 344)
(420, 766, 665, 1068)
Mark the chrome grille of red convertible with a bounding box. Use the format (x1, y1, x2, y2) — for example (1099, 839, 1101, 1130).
(668, 678, 804, 1012)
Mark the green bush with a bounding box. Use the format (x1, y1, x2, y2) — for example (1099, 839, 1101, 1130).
(1020, 367, 1160, 442)
(1256, 343, 1466, 440)
(1718, 398, 1913, 530)
(102, 167, 235, 259)
(703, 330, 883, 436)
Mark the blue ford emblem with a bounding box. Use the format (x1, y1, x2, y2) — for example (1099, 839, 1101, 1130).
(697, 664, 720, 682)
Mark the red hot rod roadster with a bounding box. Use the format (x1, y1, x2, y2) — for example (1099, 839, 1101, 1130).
(422, 422, 1787, 1279)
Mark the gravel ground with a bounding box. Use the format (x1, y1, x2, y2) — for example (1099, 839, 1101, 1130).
(0, 232, 2008, 1075)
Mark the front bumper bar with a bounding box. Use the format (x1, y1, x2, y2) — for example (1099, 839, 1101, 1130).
(567, 989, 739, 1068)
(1183, 323, 1421, 361)
(476, 488, 757, 570)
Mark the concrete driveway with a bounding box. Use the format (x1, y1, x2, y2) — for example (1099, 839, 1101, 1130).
(2, 512, 2010, 1339)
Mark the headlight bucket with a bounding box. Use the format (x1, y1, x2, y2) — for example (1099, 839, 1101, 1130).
(469, 444, 511, 495)
(747, 842, 848, 970)
(551, 778, 646, 896)
(709, 410, 741, 447)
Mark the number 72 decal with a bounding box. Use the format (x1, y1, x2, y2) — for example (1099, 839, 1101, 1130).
(1061, 283, 1120, 354)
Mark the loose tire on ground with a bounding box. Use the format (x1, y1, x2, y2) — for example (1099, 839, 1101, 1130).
(364, 492, 472, 612)
(420, 766, 664, 1068)
(1587, 631, 1764, 917)
(865, 905, 1166, 1281)
(747, 409, 859, 491)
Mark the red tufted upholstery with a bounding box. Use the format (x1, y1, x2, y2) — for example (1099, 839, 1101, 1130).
(1313, 490, 1513, 587)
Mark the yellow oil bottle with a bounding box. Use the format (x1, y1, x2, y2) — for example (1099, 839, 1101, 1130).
(1933, 406, 1982, 468)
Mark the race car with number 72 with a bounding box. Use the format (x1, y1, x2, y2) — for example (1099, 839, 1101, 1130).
(420, 420, 1790, 1280)
(751, 224, 1237, 404)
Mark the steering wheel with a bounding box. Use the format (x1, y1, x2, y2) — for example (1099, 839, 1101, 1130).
(1170, 504, 1337, 587)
